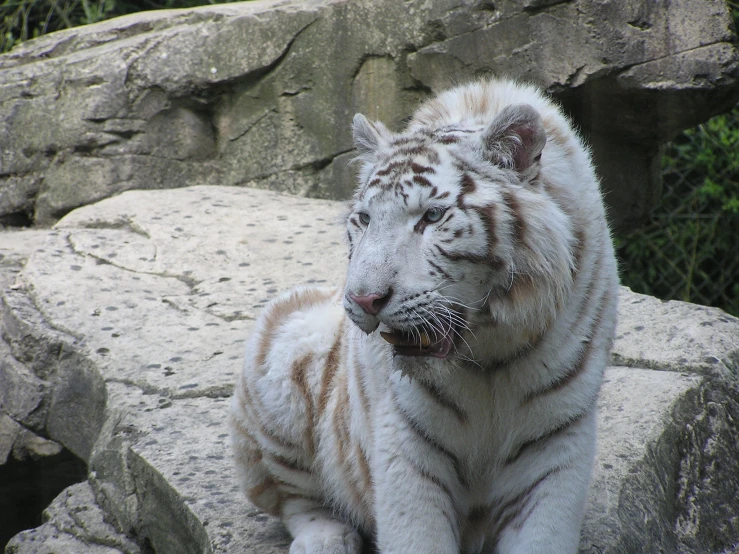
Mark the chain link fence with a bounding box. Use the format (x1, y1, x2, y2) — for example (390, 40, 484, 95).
(615, 106, 739, 317)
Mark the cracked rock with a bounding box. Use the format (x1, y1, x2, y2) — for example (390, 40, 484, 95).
(0, 186, 737, 554)
(5, 482, 141, 554)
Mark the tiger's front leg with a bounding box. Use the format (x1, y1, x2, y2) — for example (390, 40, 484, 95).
(476, 411, 598, 554)
(282, 497, 363, 554)
(372, 396, 463, 554)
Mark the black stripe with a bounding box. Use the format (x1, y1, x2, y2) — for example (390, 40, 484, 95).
(415, 379, 468, 424)
(267, 452, 312, 474)
(522, 287, 611, 404)
(392, 390, 469, 490)
(488, 466, 562, 547)
(435, 244, 489, 266)
(505, 410, 588, 465)
(428, 259, 455, 281)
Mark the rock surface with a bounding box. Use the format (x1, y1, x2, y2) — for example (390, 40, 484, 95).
(1, 186, 737, 554)
(5, 482, 141, 554)
(1, 0, 738, 230)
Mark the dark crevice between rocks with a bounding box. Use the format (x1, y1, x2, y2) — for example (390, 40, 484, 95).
(0, 212, 33, 229)
(522, 0, 572, 14)
(0, 448, 88, 550)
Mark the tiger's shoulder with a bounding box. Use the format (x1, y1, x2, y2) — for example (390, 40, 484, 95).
(244, 286, 346, 375)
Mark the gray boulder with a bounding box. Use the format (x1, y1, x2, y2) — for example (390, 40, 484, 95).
(1, 0, 738, 229)
(5, 482, 141, 554)
(1, 186, 737, 554)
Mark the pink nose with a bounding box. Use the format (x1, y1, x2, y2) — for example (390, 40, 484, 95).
(349, 291, 391, 315)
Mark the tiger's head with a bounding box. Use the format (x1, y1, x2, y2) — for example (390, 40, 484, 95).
(343, 98, 577, 367)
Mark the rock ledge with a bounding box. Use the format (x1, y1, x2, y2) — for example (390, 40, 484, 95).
(1, 186, 737, 554)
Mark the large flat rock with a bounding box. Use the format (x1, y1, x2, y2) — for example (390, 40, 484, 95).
(2, 186, 738, 553)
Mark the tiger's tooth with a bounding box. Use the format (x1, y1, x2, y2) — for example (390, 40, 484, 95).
(420, 332, 431, 348)
(380, 331, 402, 345)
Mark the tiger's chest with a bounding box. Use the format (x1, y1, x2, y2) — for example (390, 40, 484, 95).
(375, 352, 526, 475)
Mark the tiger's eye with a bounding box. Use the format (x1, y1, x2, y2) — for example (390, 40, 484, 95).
(424, 207, 445, 223)
(358, 212, 371, 225)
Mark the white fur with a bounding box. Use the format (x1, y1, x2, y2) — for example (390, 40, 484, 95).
(231, 79, 619, 554)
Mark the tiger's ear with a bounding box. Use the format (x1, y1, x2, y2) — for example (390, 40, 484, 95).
(481, 104, 547, 175)
(353, 113, 390, 156)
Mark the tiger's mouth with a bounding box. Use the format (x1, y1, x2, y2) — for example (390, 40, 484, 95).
(379, 324, 456, 359)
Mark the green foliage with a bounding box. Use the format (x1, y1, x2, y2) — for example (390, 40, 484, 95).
(615, 105, 739, 316)
(1, 0, 246, 52)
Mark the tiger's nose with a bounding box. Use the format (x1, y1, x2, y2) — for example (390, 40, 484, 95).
(348, 289, 392, 315)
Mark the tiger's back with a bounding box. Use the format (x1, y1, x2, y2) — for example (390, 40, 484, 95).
(231, 78, 618, 554)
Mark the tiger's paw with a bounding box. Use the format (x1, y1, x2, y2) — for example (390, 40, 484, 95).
(289, 519, 362, 554)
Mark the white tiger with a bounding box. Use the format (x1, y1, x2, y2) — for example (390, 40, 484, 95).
(230, 78, 619, 554)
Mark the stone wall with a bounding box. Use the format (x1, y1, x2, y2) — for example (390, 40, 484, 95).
(1, 0, 738, 230)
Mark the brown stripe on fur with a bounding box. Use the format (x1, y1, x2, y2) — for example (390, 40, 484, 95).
(351, 348, 372, 430)
(413, 174, 433, 187)
(376, 160, 406, 177)
(415, 379, 468, 424)
(397, 145, 429, 157)
(267, 452, 312, 474)
(460, 173, 477, 196)
(501, 189, 526, 247)
(541, 115, 577, 160)
(438, 134, 460, 144)
(391, 136, 424, 147)
(351, 347, 373, 436)
(247, 477, 281, 516)
(278, 492, 325, 518)
(256, 288, 335, 370)
(413, 217, 428, 234)
(237, 372, 302, 452)
(355, 441, 376, 524)
(455, 189, 468, 210)
(248, 478, 277, 499)
(412, 162, 436, 174)
(229, 410, 261, 452)
(472, 204, 498, 260)
(291, 353, 316, 454)
(506, 273, 536, 307)
(391, 390, 469, 490)
(332, 370, 366, 514)
(318, 320, 345, 415)
(451, 155, 478, 176)
(434, 190, 451, 200)
(426, 148, 441, 165)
